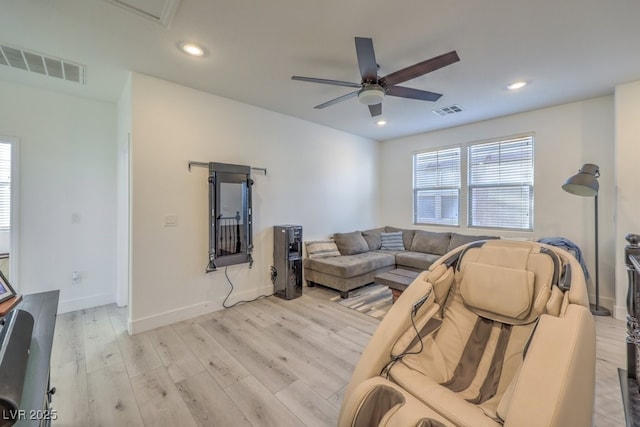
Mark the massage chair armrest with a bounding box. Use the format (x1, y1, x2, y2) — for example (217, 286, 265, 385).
(339, 273, 438, 416)
(502, 305, 596, 427)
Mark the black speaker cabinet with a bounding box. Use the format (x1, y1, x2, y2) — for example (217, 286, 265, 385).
(273, 225, 303, 300)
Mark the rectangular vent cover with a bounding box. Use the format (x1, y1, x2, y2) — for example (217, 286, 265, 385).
(433, 105, 463, 116)
(104, 0, 181, 27)
(0, 44, 85, 84)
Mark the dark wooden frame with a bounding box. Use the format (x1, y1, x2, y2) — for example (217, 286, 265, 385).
(0, 269, 16, 303)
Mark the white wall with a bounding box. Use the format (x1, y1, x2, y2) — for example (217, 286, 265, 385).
(380, 96, 615, 310)
(614, 80, 640, 319)
(128, 73, 379, 333)
(0, 80, 117, 312)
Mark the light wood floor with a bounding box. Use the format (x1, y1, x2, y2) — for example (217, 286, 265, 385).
(50, 285, 627, 426)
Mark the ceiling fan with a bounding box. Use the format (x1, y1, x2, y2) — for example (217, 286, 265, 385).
(292, 37, 460, 118)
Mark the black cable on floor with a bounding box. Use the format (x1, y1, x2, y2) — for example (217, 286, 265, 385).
(222, 266, 274, 309)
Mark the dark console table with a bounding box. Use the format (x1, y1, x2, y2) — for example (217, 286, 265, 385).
(622, 235, 640, 426)
(13, 291, 59, 427)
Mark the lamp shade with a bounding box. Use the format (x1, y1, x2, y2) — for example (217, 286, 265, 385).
(561, 163, 600, 197)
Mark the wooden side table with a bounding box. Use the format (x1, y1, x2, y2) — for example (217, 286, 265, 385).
(374, 269, 419, 302)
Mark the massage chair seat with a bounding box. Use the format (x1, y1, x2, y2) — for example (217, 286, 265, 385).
(338, 239, 596, 427)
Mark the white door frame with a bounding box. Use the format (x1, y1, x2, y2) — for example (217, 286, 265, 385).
(116, 135, 130, 307)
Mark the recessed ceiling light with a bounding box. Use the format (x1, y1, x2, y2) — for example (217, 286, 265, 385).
(179, 42, 205, 57)
(376, 119, 387, 126)
(507, 81, 527, 90)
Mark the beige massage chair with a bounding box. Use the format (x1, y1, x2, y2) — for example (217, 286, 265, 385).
(338, 239, 596, 427)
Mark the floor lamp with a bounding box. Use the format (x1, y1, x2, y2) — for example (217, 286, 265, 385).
(562, 163, 610, 316)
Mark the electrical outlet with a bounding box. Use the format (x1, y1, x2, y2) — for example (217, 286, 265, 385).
(164, 214, 178, 227)
(71, 213, 81, 224)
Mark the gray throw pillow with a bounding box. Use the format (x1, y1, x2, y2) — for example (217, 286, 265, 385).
(362, 227, 385, 250)
(380, 231, 405, 251)
(385, 226, 415, 250)
(333, 231, 370, 255)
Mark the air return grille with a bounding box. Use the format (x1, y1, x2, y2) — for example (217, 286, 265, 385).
(0, 44, 85, 84)
(432, 104, 463, 116)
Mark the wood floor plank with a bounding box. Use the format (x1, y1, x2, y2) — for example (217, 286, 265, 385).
(176, 371, 252, 427)
(115, 329, 163, 378)
(146, 324, 205, 383)
(224, 376, 304, 427)
(199, 314, 298, 393)
(233, 300, 281, 327)
(51, 311, 85, 369)
(51, 359, 90, 426)
(130, 366, 198, 427)
(86, 362, 144, 427)
(173, 320, 250, 387)
(220, 309, 347, 398)
(276, 380, 339, 427)
(82, 306, 123, 373)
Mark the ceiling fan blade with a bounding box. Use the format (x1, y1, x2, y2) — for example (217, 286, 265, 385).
(386, 86, 442, 102)
(368, 103, 382, 117)
(314, 91, 359, 109)
(380, 50, 460, 87)
(355, 37, 378, 82)
(292, 76, 361, 88)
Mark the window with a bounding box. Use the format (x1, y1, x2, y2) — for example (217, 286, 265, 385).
(468, 135, 534, 230)
(413, 147, 461, 226)
(0, 142, 10, 231)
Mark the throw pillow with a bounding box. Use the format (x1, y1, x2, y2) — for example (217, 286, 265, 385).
(305, 240, 341, 258)
(362, 227, 385, 250)
(380, 231, 405, 251)
(333, 231, 370, 255)
(385, 226, 415, 250)
(411, 230, 451, 255)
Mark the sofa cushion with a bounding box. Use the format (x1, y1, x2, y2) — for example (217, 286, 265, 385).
(395, 251, 441, 271)
(385, 226, 415, 250)
(304, 251, 396, 278)
(380, 231, 405, 250)
(334, 231, 370, 255)
(447, 233, 499, 253)
(411, 230, 451, 255)
(305, 240, 341, 258)
(362, 227, 385, 250)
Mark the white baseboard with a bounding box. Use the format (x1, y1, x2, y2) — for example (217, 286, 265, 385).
(614, 304, 628, 321)
(129, 285, 273, 334)
(58, 293, 115, 314)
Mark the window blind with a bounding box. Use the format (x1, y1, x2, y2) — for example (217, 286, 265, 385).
(0, 142, 11, 231)
(468, 136, 533, 230)
(413, 147, 460, 226)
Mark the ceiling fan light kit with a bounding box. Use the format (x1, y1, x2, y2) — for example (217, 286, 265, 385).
(292, 37, 459, 119)
(358, 85, 385, 105)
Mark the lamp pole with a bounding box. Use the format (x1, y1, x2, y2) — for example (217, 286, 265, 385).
(592, 194, 610, 315)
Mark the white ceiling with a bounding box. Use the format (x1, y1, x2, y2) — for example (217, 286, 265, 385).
(1, 0, 640, 141)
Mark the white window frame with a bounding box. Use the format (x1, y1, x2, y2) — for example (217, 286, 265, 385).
(0, 135, 19, 289)
(413, 146, 461, 226)
(467, 134, 534, 231)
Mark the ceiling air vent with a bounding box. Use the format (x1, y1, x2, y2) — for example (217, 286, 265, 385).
(104, 0, 181, 27)
(432, 104, 463, 117)
(0, 44, 85, 84)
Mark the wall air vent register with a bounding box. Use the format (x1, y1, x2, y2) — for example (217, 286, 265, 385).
(0, 44, 85, 84)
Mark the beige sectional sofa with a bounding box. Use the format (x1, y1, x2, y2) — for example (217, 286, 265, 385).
(303, 226, 497, 297)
